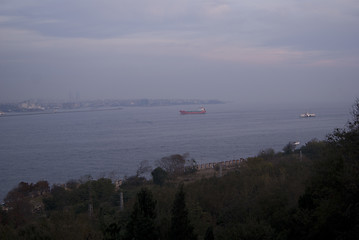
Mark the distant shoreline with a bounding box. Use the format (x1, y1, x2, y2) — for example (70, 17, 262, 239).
(0, 98, 224, 115)
(0, 107, 123, 117)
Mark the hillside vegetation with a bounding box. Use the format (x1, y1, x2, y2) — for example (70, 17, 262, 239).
(1, 99, 359, 240)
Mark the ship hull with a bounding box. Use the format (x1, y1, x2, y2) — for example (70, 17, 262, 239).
(180, 110, 206, 114)
(180, 107, 206, 114)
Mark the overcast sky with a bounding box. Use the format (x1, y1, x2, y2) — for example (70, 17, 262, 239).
(0, 0, 358, 104)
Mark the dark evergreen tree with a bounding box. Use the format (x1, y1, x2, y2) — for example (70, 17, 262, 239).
(170, 185, 197, 240)
(103, 222, 121, 240)
(204, 226, 214, 240)
(282, 142, 297, 154)
(125, 188, 158, 240)
(151, 167, 168, 186)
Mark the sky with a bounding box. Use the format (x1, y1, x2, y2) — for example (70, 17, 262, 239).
(0, 0, 358, 104)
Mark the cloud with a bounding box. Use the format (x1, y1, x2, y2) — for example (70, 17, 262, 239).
(201, 46, 315, 64)
(0, 0, 358, 102)
(1, 0, 358, 48)
(1, 22, 357, 69)
(203, 3, 231, 17)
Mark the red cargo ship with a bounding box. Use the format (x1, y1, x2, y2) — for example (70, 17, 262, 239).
(179, 107, 206, 114)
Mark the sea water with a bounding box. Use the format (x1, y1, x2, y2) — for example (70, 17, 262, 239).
(0, 102, 351, 201)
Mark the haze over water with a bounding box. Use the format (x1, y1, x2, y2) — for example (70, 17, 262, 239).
(0, 102, 351, 201)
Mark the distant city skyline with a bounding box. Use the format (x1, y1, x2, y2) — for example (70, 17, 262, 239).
(0, 0, 358, 105)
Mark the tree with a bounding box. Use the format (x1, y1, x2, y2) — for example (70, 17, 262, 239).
(327, 98, 359, 160)
(66, 179, 79, 190)
(156, 154, 186, 177)
(348, 98, 359, 132)
(136, 160, 152, 177)
(184, 158, 198, 174)
(282, 142, 297, 154)
(43, 185, 69, 211)
(257, 148, 276, 160)
(3, 182, 34, 227)
(33, 180, 50, 196)
(299, 139, 327, 160)
(204, 226, 214, 240)
(125, 188, 158, 240)
(170, 185, 197, 240)
(151, 167, 168, 186)
(103, 222, 122, 240)
(293, 99, 359, 240)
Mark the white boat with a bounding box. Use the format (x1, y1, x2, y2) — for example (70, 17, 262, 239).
(300, 112, 316, 118)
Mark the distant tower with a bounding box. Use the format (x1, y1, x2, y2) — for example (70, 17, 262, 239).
(68, 91, 73, 102)
(76, 91, 80, 102)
